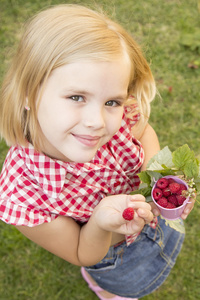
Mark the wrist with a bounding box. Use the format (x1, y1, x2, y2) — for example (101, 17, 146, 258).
(87, 207, 112, 241)
(78, 210, 112, 266)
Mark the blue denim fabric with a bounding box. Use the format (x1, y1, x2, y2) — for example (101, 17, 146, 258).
(85, 216, 185, 298)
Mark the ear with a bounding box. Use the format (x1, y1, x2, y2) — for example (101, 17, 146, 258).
(25, 97, 30, 111)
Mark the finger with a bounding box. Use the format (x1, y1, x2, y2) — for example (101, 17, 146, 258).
(136, 207, 154, 224)
(129, 200, 152, 210)
(129, 194, 146, 202)
(129, 202, 154, 220)
(181, 197, 195, 219)
(148, 201, 161, 217)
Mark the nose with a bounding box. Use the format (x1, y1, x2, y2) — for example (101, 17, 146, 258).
(82, 104, 106, 129)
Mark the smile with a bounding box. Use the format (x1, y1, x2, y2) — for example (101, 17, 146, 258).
(72, 134, 101, 147)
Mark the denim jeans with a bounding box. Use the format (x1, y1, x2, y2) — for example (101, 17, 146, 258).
(85, 216, 185, 298)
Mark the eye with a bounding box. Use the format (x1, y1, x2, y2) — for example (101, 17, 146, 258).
(105, 100, 122, 107)
(70, 95, 84, 102)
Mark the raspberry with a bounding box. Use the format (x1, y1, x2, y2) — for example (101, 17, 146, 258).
(157, 197, 168, 208)
(156, 178, 169, 189)
(168, 195, 178, 207)
(162, 187, 171, 197)
(166, 202, 176, 209)
(153, 188, 163, 200)
(168, 178, 176, 184)
(154, 177, 188, 210)
(122, 207, 134, 221)
(169, 182, 180, 194)
(177, 195, 186, 206)
(176, 184, 187, 195)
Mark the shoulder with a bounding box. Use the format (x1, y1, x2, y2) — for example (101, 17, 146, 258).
(123, 104, 140, 129)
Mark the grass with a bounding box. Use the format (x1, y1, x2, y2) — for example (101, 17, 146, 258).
(0, 0, 200, 299)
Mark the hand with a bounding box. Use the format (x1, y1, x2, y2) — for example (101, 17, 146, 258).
(149, 201, 161, 217)
(181, 195, 196, 220)
(149, 195, 196, 220)
(93, 194, 154, 235)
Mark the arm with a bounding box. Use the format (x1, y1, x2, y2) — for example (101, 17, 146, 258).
(15, 194, 153, 266)
(136, 123, 160, 171)
(16, 213, 112, 267)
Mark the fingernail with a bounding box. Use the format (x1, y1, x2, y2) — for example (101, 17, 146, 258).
(153, 209, 159, 216)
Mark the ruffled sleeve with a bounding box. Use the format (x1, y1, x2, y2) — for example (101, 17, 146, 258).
(0, 146, 59, 226)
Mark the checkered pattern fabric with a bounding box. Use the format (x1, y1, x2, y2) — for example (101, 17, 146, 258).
(0, 110, 157, 246)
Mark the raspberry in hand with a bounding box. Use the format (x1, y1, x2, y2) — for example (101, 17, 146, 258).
(122, 207, 134, 221)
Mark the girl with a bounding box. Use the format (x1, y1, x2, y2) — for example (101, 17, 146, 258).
(0, 4, 194, 300)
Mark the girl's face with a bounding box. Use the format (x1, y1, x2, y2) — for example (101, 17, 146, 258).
(37, 58, 131, 163)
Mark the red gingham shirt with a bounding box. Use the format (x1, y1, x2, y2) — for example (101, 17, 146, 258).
(0, 108, 157, 246)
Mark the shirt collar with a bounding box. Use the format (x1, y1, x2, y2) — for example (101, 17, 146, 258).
(20, 144, 106, 198)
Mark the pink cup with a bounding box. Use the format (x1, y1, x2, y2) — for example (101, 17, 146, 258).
(151, 175, 189, 220)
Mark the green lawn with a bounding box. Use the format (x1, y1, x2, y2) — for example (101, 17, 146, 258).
(0, 0, 200, 299)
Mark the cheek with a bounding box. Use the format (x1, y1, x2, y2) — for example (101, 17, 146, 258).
(37, 98, 65, 129)
(107, 109, 124, 134)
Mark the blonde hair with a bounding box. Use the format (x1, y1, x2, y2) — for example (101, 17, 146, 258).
(0, 4, 156, 151)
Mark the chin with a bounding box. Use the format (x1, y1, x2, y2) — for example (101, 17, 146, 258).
(60, 149, 98, 164)
(75, 157, 94, 163)
(71, 153, 97, 163)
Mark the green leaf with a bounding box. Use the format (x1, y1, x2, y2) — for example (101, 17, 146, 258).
(146, 171, 162, 186)
(172, 144, 196, 170)
(183, 159, 199, 178)
(147, 160, 165, 171)
(145, 195, 153, 203)
(147, 146, 174, 170)
(130, 186, 152, 197)
(138, 171, 151, 185)
(156, 168, 177, 176)
(130, 186, 153, 203)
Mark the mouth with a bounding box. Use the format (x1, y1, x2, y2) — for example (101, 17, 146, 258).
(72, 134, 101, 147)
